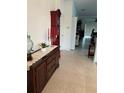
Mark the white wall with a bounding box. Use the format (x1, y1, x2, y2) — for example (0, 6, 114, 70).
(84, 22, 97, 36)
(94, 44, 97, 63)
(60, 0, 73, 50)
(71, 17, 77, 49)
(78, 16, 97, 31)
(27, 0, 58, 46)
(27, 0, 77, 50)
(72, 0, 77, 17)
(60, 0, 77, 50)
(70, 0, 78, 50)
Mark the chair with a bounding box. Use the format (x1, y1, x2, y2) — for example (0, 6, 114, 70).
(88, 32, 97, 58)
(88, 42, 95, 58)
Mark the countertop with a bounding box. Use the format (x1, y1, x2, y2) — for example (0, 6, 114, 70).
(27, 45, 58, 71)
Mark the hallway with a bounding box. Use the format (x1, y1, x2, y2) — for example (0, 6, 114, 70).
(42, 49, 97, 93)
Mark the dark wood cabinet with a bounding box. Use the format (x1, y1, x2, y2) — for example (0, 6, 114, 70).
(50, 9, 61, 46)
(27, 46, 60, 93)
(27, 59, 47, 93)
(46, 48, 59, 80)
(35, 61, 46, 93)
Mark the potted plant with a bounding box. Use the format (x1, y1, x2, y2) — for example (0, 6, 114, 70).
(39, 43, 48, 51)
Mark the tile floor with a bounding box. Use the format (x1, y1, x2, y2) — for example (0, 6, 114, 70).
(42, 48, 97, 93)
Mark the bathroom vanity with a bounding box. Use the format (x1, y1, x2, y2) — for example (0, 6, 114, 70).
(27, 46, 60, 93)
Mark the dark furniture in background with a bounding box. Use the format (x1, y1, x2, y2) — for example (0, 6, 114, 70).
(76, 20, 84, 46)
(88, 32, 97, 57)
(50, 9, 61, 46)
(27, 47, 60, 93)
(77, 20, 82, 32)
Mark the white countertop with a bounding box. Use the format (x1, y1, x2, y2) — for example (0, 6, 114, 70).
(27, 45, 58, 71)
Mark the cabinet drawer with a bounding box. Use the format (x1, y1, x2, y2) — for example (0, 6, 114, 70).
(47, 58, 56, 72)
(35, 62, 46, 93)
(47, 63, 56, 79)
(47, 54, 56, 64)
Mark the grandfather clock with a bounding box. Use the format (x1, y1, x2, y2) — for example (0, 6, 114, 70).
(50, 9, 61, 46)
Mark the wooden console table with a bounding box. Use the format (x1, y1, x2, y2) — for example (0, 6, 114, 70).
(27, 46, 60, 93)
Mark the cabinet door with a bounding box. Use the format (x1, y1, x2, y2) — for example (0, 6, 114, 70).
(35, 62, 46, 93)
(47, 57, 56, 80)
(55, 51, 60, 68)
(27, 70, 33, 93)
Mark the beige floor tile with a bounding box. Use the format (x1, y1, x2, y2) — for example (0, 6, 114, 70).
(42, 48, 97, 93)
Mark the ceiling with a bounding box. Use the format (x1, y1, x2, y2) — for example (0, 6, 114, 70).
(74, 0, 97, 16)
